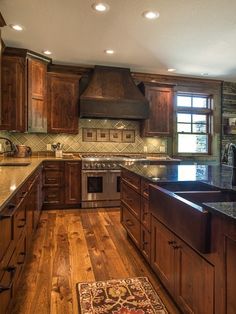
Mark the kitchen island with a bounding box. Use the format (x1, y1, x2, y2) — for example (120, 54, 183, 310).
(120, 163, 236, 314)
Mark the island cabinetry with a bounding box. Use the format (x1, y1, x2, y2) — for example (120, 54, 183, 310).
(43, 160, 81, 209)
(151, 217, 214, 314)
(121, 169, 152, 261)
(1, 48, 51, 132)
(0, 167, 42, 314)
(47, 72, 80, 134)
(138, 82, 174, 137)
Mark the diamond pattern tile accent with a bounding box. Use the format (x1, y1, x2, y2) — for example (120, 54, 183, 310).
(0, 119, 166, 153)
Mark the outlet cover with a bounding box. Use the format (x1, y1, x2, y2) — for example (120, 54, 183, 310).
(46, 144, 52, 151)
(159, 146, 166, 153)
(0, 143, 2, 152)
(143, 146, 148, 153)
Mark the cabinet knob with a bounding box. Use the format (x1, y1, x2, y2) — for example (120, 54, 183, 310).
(173, 245, 181, 250)
(168, 240, 175, 245)
(5, 265, 16, 273)
(0, 285, 11, 293)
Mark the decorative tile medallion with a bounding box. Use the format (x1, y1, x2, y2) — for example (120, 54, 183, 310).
(77, 277, 169, 314)
(110, 129, 122, 142)
(122, 130, 135, 143)
(97, 129, 110, 142)
(82, 128, 97, 142)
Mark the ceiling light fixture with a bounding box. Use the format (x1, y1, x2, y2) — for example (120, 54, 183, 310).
(10, 24, 24, 31)
(92, 2, 110, 12)
(142, 11, 160, 20)
(168, 68, 176, 72)
(43, 50, 52, 55)
(201, 72, 209, 76)
(104, 49, 114, 54)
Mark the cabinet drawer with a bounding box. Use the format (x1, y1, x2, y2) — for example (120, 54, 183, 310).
(140, 225, 151, 262)
(141, 179, 149, 199)
(44, 188, 63, 204)
(43, 170, 63, 186)
(121, 204, 140, 248)
(122, 169, 140, 192)
(0, 203, 16, 261)
(43, 161, 64, 170)
(13, 234, 27, 295)
(14, 201, 27, 243)
(141, 197, 151, 231)
(121, 183, 140, 218)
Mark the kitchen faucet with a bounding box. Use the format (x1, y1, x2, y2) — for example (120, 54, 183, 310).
(228, 143, 236, 185)
(0, 137, 16, 156)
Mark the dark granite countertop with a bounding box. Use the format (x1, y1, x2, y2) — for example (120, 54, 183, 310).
(121, 163, 236, 221)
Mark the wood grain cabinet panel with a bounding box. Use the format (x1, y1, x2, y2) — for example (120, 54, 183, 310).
(121, 183, 140, 219)
(139, 83, 174, 137)
(1, 56, 25, 131)
(140, 225, 151, 262)
(65, 161, 81, 204)
(121, 203, 140, 248)
(47, 72, 80, 134)
(225, 236, 236, 314)
(28, 58, 47, 133)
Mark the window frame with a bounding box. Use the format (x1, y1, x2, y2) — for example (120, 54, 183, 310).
(176, 93, 213, 155)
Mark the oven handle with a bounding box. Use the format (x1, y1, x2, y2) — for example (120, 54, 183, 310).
(109, 170, 121, 173)
(82, 170, 108, 173)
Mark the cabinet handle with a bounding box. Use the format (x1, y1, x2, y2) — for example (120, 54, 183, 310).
(19, 252, 26, 256)
(143, 241, 148, 245)
(17, 224, 25, 228)
(173, 245, 181, 250)
(47, 178, 57, 181)
(8, 203, 16, 210)
(48, 194, 57, 198)
(20, 191, 27, 198)
(5, 265, 16, 273)
(126, 219, 133, 227)
(168, 240, 176, 245)
(0, 285, 12, 293)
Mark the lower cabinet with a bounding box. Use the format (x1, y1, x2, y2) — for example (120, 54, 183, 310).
(121, 203, 140, 248)
(43, 160, 81, 209)
(151, 217, 214, 314)
(0, 168, 42, 314)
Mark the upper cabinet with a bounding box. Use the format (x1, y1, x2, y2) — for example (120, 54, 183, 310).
(1, 48, 51, 132)
(139, 83, 174, 137)
(28, 58, 48, 133)
(47, 72, 80, 134)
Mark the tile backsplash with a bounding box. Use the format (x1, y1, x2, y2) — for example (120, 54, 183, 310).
(0, 119, 167, 154)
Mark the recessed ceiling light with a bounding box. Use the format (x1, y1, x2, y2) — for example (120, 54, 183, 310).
(104, 49, 114, 54)
(10, 24, 24, 31)
(142, 11, 160, 20)
(43, 50, 52, 55)
(201, 72, 209, 76)
(92, 2, 110, 12)
(168, 68, 176, 72)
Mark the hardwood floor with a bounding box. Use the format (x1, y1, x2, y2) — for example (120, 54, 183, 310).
(12, 209, 180, 314)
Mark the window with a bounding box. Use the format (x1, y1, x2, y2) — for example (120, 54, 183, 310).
(176, 94, 212, 154)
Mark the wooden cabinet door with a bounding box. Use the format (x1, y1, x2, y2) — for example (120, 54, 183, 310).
(141, 85, 173, 137)
(175, 239, 214, 314)
(65, 161, 81, 204)
(1, 56, 25, 131)
(27, 58, 47, 133)
(47, 73, 80, 134)
(151, 217, 175, 294)
(225, 236, 236, 314)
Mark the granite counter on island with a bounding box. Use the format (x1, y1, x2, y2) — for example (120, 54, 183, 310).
(120, 163, 236, 314)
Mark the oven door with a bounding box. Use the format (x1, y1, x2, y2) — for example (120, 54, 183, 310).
(82, 170, 109, 202)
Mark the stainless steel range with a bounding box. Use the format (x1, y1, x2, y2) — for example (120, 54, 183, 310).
(81, 154, 140, 208)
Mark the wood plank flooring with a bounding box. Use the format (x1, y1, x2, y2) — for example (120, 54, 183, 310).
(12, 209, 180, 314)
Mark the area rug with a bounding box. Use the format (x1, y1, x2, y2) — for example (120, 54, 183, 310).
(77, 276, 169, 314)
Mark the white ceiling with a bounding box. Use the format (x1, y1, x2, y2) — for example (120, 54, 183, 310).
(1, 0, 236, 81)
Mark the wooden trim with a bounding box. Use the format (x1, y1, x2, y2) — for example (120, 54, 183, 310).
(4, 47, 52, 63)
(48, 63, 93, 76)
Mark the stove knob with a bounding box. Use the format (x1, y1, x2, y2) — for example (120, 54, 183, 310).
(107, 164, 111, 168)
(101, 163, 106, 168)
(84, 163, 90, 169)
(96, 163, 101, 168)
(112, 163, 117, 168)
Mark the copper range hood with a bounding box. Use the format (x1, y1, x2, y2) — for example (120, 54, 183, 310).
(80, 65, 149, 119)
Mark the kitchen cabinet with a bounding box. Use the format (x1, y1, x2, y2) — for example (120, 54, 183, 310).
(43, 160, 81, 209)
(0, 168, 41, 314)
(47, 72, 80, 134)
(121, 169, 151, 262)
(151, 217, 214, 314)
(1, 48, 51, 132)
(0, 14, 6, 118)
(139, 83, 174, 137)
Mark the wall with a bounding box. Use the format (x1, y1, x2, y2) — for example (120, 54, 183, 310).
(0, 119, 167, 154)
(222, 81, 236, 153)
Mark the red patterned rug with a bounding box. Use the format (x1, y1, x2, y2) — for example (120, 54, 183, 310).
(77, 277, 169, 314)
